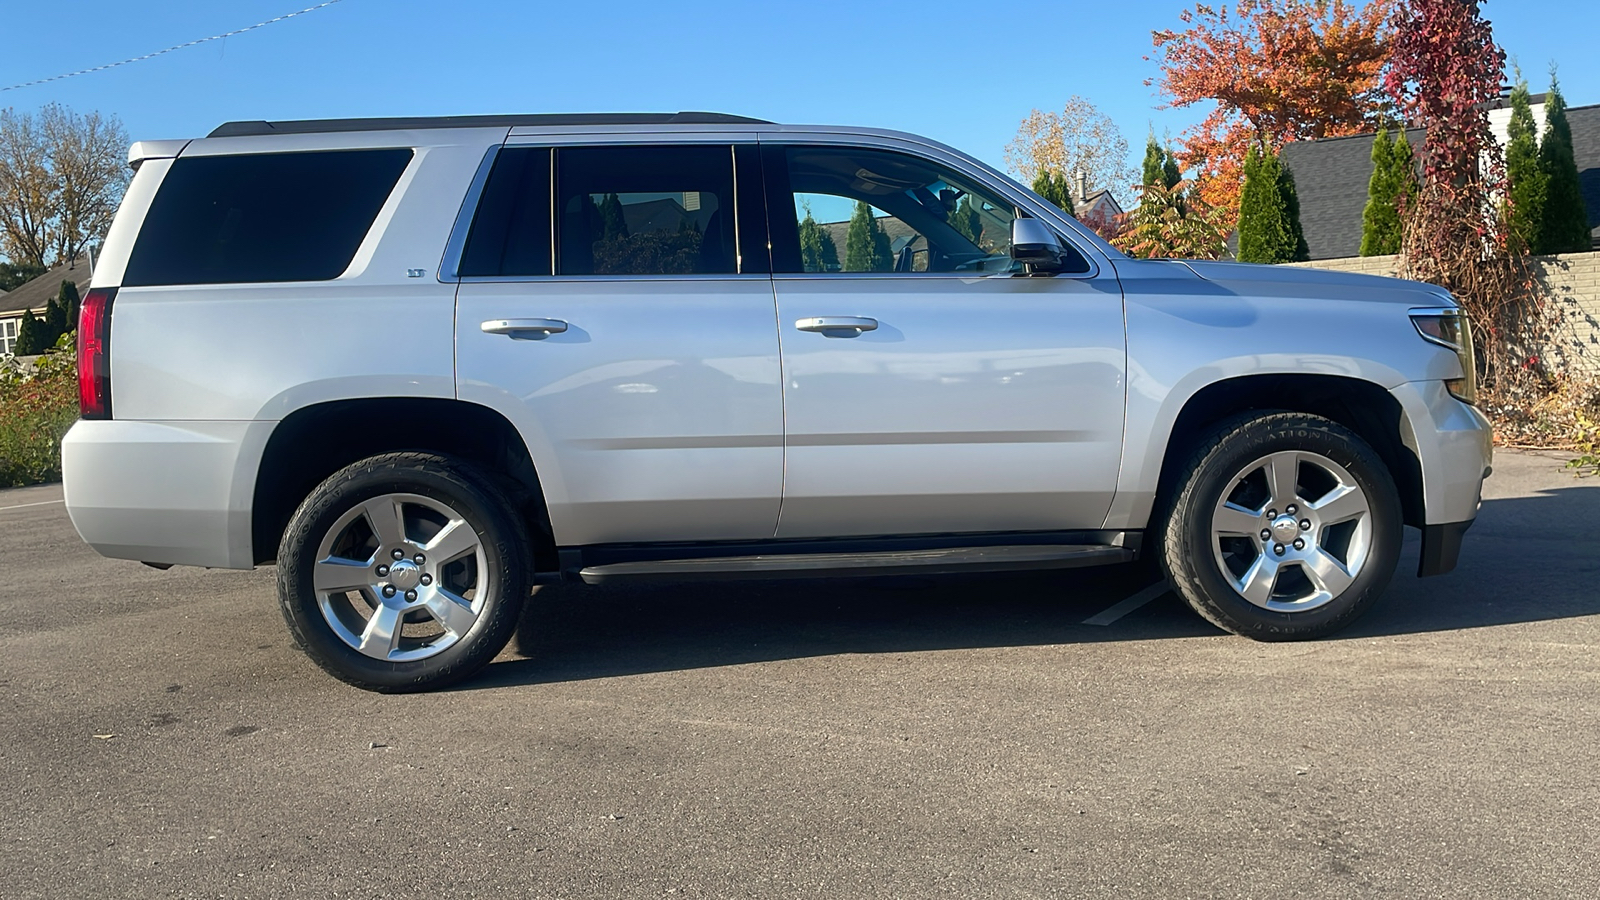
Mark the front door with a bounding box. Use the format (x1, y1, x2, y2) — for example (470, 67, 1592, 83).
(455, 142, 783, 546)
(763, 141, 1127, 538)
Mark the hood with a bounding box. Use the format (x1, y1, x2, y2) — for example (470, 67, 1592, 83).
(1173, 259, 1457, 308)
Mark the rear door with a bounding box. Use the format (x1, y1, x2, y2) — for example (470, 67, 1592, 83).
(763, 138, 1127, 538)
(453, 138, 783, 546)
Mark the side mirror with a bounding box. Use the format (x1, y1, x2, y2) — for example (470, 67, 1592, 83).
(1011, 217, 1067, 274)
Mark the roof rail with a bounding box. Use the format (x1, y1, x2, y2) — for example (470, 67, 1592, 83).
(208, 112, 772, 138)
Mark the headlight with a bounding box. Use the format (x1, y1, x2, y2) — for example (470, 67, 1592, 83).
(1410, 308, 1477, 405)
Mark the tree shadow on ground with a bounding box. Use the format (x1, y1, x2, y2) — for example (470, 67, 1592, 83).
(463, 485, 1600, 690)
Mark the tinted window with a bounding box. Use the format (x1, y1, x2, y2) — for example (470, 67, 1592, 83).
(770, 145, 1089, 276)
(555, 145, 737, 276)
(459, 147, 552, 277)
(123, 148, 412, 286)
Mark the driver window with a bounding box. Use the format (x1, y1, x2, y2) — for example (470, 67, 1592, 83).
(784, 146, 1021, 275)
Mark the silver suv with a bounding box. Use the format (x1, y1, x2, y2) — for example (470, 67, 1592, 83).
(62, 113, 1492, 691)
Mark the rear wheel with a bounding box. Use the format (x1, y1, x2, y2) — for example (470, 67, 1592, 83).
(277, 452, 531, 692)
(1162, 412, 1402, 640)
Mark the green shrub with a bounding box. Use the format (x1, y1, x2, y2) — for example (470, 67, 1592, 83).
(1236, 143, 1308, 264)
(1361, 127, 1417, 256)
(1537, 75, 1591, 254)
(1503, 75, 1547, 253)
(1570, 416, 1598, 477)
(1031, 170, 1076, 217)
(0, 336, 79, 487)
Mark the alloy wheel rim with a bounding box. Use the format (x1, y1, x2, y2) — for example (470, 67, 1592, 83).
(312, 492, 489, 662)
(1210, 450, 1373, 612)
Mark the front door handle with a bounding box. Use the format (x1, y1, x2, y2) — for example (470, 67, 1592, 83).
(481, 318, 569, 337)
(795, 316, 878, 335)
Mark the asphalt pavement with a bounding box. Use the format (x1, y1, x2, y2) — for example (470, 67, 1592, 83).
(1, 449, 1597, 899)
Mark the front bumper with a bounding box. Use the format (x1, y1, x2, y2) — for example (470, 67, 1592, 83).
(1389, 380, 1493, 577)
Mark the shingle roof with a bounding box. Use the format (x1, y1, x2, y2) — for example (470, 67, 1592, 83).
(1280, 128, 1425, 260)
(1571, 104, 1600, 247)
(1282, 104, 1600, 259)
(1073, 189, 1122, 217)
(0, 257, 92, 316)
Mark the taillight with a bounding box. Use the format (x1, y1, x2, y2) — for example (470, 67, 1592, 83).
(77, 287, 116, 419)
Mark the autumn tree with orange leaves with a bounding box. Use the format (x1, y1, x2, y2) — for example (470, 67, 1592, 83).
(1149, 0, 1393, 226)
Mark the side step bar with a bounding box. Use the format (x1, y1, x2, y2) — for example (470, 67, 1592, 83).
(577, 544, 1134, 585)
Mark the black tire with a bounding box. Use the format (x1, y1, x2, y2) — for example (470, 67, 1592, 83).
(1160, 412, 1402, 640)
(277, 452, 532, 692)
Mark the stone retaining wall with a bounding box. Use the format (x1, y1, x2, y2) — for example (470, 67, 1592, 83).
(1288, 252, 1600, 377)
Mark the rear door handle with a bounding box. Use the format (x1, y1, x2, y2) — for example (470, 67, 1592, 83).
(795, 316, 878, 334)
(481, 318, 569, 337)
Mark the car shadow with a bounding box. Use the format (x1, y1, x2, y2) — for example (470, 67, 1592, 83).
(461, 486, 1600, 690)
(1340, 484, 1600, 639)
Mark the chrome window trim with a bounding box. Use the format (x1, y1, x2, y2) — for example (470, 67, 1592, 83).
(503, 131, 762, 146)
(456, 273, 771, 285)
(440, 131, 1102, 284)
(769, 271, 1081, 282)
(437, 144, 505, 283)
(448, 141, 746, 282)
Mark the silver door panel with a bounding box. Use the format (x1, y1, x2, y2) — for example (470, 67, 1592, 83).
(772, 275, 1125, 538)
(456, 277, 783, 545)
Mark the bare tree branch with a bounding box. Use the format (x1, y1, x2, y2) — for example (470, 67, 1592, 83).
(0, 103, 129, 268)
(1005, 97, 1136, 208)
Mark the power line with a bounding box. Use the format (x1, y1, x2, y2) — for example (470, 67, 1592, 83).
(0, 1, 348, 93)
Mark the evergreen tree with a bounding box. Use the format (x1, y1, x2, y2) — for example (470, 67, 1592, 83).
(55, 277, 81, 333)
(798, 208, 839, 272)
(1361, 128, 1418, 256)
(1137, 136, 1184, 232)
(1031, 170, 1076, 217)
(1162, 150, 1181, 191)
(1504, 74, 1547, 253)
(843, 201, 892, 272)
(57, 280, 81, 333)
(1537, 75, 1592, 254)
(43, 292, 69, 345)
(1236, 143, 1308, 263)
(13, 309, 44, 356)
(41, 297, 64, 348)
(598, 193, 629, 241)
(1141, 136, 1181, 190)
(1141, 137, 1165, 189)
(949, 195, 983, 245)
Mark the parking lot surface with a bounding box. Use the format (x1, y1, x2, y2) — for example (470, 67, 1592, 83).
(2, 449, 1597, 899)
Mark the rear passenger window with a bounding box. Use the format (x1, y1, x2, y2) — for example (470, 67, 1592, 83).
(459, 148, 552, 277)
(123, 149, 412, 287)
(555, 145, 737, 276)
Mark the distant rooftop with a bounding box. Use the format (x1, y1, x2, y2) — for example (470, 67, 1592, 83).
(0, 257, 92, 316)
(1283, 102, 1600, 259)
(209, 112, 772, 138)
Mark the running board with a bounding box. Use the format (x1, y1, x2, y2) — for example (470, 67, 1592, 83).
(576, 544, 1134, 584)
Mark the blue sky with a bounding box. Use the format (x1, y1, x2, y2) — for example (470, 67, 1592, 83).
(3, 0, 1597, 178)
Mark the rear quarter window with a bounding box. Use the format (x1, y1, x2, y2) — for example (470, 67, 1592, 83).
(122, 148, 413, 286)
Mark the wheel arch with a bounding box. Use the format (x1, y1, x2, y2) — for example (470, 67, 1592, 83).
(1149, 374, 1425, 531)
(250, 397, 556, 570)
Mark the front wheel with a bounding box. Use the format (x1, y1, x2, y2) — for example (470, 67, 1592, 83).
(277, 452, 532, 692)
(1161, 412, 1402, 640)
